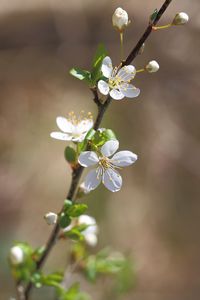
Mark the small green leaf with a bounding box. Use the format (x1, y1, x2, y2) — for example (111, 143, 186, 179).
(91, 44, 108, 84)
(149, 9, 158, 23)
(63, 199, 73, 210)
(64, 146, 77, 163)
(66, 228, 84, 242)
(59, 213, 71, 228)
(70, 68, 91, 82)
(67, 203, 88, 217)
(85, 129, 96, 141)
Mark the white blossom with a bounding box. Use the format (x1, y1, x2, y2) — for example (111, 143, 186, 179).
(112, 7, 129, 31)
(98, 56, 140, 100)
(173, 12, 189, 25)
(78, 140, 138, 192)
(10, 246, 24, 265)
(44, 212, 58, 225)
(145, 60, 160, 73)
(50, 112, 93, 143)
(64, 215, 98, 247)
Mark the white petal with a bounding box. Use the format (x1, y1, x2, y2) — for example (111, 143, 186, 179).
(98, 80, 109, 95)
(119, 83, 140, 98)
(110, 89, 124, 100)
(77, 119, 93, 133)
(84, 168, 102, 191)
(101, 140, 119, 157)
(85, 234, 98, 247)
(117, 65, 136, 81)
(56, 117, 74, 133)
(101, 56, 113, 78)
(50, 132, 72, 141)
(111, 151, 138, 167)
(102, 168, 122, 192)
(78, 151, 99, 167)
(71, 133, 86, 143)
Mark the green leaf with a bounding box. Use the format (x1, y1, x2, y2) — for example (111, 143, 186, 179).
(64, 146, 77, 164)
(84, 129, 96, 141)
(91, 44, 108, 84)
(70, 68, 91, 83)
(63, 199, 73, 210)
(66, 228, 84, 242)
(59, 213, 71, 228)
(149, 9, 158, 23)
(67, 203, 88, 217)
(92, 128, 117, 147)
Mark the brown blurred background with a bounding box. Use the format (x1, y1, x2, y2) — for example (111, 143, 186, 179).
(0, 0, 200, 299)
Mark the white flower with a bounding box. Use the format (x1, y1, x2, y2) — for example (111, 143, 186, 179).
(64, 214, 98, 247)
(78, 215, 98, 247)
(78, 140, 138, 192)
(173, 12, 189, 25)
(98, 56, 140, 100)
(112, 7, 129, 31)
(145, 60, 160, 73)
(50, 111, 93, 143)
(44, 212, 58, 225)
(10, 246, 24, 265)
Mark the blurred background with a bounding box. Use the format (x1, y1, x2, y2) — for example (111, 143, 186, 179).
(1, 0, 200, 299)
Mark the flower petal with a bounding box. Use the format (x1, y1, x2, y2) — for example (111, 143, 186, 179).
(117, 65, 136, 81)
(111, 151, 138, 167)
(101, 140, 119, 157)
(84, 168, 102, 191)
(56, 116, 74, 133)
(110, 89, 124, 100)
(78, 151, 99, 167)
(77, 119, 93, 133)
(102, 168, 122, 192)
(101, 56, 113, 78)
(98, 80, 109, 95)
(119, 83, 140, 98)
(50, 132, 72, 141)
(84, 234, 98, 247)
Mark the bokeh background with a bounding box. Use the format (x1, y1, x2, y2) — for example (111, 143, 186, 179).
(1, 0, 200, 299)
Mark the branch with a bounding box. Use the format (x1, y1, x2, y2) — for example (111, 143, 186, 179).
(122, 0, 173, 66)
(17, 1, 173, 298)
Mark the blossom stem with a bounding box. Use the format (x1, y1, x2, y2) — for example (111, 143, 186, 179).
(18, 1, 174, 299)
(152, 23, 172, 30)
(136, 68, 145, 73)
(120, 32, 124, 61)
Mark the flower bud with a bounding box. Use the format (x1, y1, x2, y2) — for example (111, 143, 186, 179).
(10, 246, 24, 265)
(173, 12, 189, 25)
(112, 7, 129, 31)
(44, 212, 58, 225)
(145, 60, 160, 73)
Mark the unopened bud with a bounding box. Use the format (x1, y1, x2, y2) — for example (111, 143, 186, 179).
(10, 246, 24, 265)
(44, 212, 58, 225)
(145, 60, 160, 73)
(112, 7, 129, 31)
(173, 12, 189, 25)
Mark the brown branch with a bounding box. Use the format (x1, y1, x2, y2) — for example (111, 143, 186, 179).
(122, 0, 173, 66)
(16, 1, 173, 298)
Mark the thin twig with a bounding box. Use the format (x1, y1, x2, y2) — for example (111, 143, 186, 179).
(16, 1, 173, 298)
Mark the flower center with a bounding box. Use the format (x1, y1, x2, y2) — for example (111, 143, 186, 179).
(99, 157, 112, 170)
(67, 111, 93, 126)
